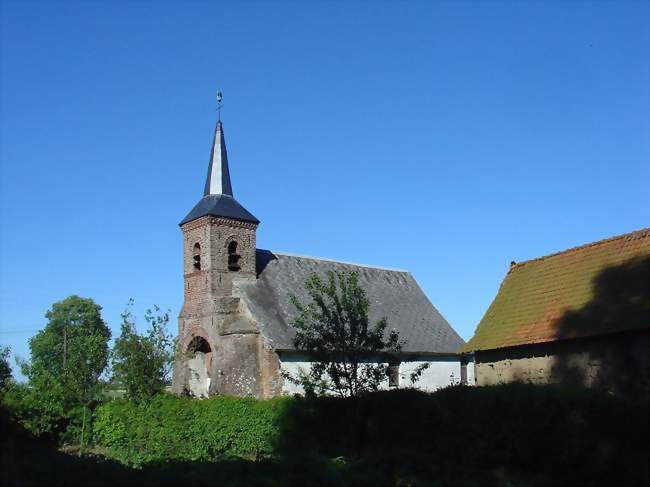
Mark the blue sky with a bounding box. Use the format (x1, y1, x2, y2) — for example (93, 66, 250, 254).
(1, 1, 648, 376)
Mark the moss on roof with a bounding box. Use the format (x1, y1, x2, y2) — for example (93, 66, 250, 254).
(461, 228, 650, 352)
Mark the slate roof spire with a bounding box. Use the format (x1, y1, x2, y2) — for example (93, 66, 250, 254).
(180, 115, 259, 226)
(204, 120, 233, 197)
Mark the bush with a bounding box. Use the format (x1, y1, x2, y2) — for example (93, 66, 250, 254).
(91, 384, 648, 484)
(94, 393, 290, 466)
(277, 383, 649, 485)
(2, 382, 100, 446)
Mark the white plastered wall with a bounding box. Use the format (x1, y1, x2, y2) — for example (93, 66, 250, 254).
(279, 354, 463, 395)
(188, 352, 211, 398)
(464, 355, 476, 386)
(398, 358, 462, 392)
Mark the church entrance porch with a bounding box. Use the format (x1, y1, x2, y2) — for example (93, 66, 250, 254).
(187, 336, 212, 398)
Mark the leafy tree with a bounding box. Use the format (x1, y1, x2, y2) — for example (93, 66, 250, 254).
(0, 345, 12, 392)
(112, 300, 174, 403)
(286, 271, 404, 397)
(21, 295, 111, 448)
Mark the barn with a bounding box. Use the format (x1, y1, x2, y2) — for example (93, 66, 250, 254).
(461, 229, 649, 399)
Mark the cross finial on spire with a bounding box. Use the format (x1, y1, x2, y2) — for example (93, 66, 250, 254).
(216, 90, 223, 121)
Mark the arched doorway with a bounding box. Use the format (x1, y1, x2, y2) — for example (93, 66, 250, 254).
(187, 336, 212, 398)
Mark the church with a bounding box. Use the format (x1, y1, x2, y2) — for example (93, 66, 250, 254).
(171, 115, 467, 398)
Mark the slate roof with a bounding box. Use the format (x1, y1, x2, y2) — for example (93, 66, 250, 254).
(235, 250, 464, 354)
(180, 194, 260, 225)
(180, 119, 259, 226)
(461, 228, 650, 353)
(204, 120, 233, 197)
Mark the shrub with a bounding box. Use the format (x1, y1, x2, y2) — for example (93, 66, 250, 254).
(94, 393, 290, 466)
(1, 382, 101, 445)
(276, 383, 649, 485)
(92, 384, 648, 484)
(111, 301, 174, 403)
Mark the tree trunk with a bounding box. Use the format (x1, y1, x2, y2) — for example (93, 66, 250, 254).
(63, 327, 67, 370)
(349, 395, 365, 458)
(79, 404, 86, 456)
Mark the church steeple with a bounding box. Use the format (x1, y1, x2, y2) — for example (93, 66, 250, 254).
(175, 102, 260, 398)
(204, 121, 233, 197)
(180, 116, 259, 226)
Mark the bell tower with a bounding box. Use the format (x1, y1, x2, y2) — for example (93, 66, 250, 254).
(179, 119, 259, 297)
(173, 111, 261, 397)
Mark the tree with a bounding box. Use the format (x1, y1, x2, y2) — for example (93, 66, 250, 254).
(111, 300, 174, 403)
(0, 345, 12, 392)
(286, 271, 404, 397)
(22, 295, 111, 448)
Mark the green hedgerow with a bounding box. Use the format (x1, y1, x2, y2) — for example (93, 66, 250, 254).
(91, 384, 648, 485)
(94, 393, 291, 467)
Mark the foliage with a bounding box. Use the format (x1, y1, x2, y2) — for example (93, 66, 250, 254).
(2, 376, 67, 439)
(408, 362, 430, 385)
(287, 271, 402, 397)
(1, 419, 449, 487)
(17, 295, 111, 444)
(0, 345, 12, 393)
(111, 300, 174, 403)
(87, 383, 648, 485)
(276, 383, 648, 484)
(94, 393, 290, 467)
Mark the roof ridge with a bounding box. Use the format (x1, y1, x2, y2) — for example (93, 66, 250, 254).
(512, 227, 650, 270)
(256, 249, 409, 273)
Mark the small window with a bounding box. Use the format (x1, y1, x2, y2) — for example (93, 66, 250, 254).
(228, 241, 240, 272)
(192, 243, 201, 271)
(388, 364, 400, 388)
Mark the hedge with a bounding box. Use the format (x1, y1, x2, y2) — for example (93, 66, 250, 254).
(93, 384, 648, 484)
(280, 384, 648, 479)
(94, 394, 290, 466)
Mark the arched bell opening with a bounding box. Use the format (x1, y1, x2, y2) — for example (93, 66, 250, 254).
(186, 336, 212, 398)
(192, 243, 201, 271)
(227, 240, 241, 271)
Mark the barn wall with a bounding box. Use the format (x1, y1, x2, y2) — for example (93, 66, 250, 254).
(279, 353, 463, 395)
(474, 329, 649, 399)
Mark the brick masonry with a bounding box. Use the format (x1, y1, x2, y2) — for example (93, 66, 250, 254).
(172, 215, 282, 399)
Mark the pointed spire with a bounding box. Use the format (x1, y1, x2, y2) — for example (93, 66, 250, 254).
(180, 117, 259, 226)
(204, 120, 233, 197)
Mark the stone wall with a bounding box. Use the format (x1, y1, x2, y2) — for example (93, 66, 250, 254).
(474, 329, 649, 399)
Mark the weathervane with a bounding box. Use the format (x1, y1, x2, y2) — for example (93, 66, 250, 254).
(216, 90, 223, 121)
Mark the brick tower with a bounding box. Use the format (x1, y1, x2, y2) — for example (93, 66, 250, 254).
(172, 117, 263, 397)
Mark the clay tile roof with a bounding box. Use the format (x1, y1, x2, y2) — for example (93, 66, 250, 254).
(461, 228, 650, 353)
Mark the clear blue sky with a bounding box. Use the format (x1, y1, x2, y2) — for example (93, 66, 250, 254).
(1, 1, 648, 376)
